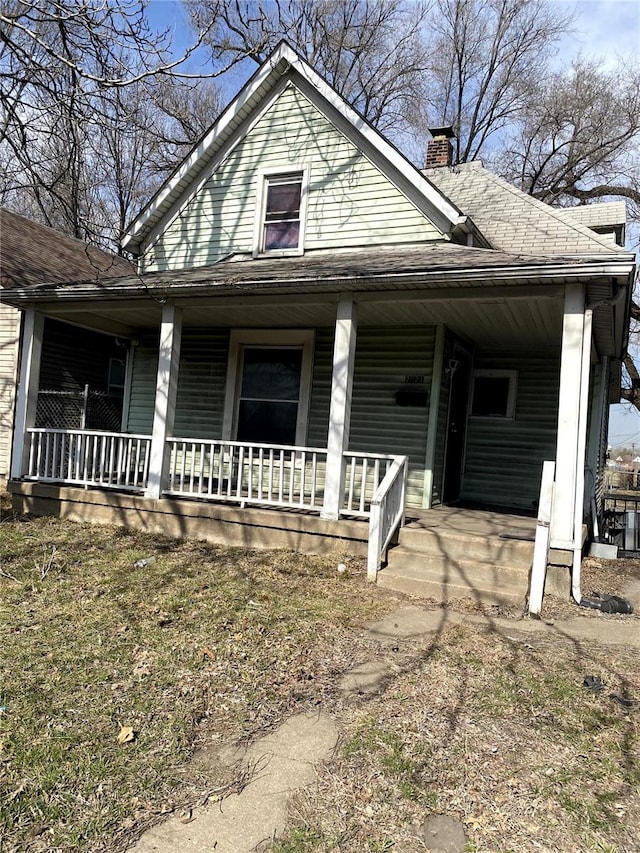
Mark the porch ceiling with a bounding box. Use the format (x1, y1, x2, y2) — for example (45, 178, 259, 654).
(37, 289, 566, 348)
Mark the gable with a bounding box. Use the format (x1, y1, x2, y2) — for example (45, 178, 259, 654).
(139, 84, 446, 272)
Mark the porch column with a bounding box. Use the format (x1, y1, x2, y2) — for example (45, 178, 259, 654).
(11, 309, 44, 479)
(551, 284, 591, 548)
(322, 297, 358, 520)
(423, 323, 445, 508)
(145, 303, 182, 500)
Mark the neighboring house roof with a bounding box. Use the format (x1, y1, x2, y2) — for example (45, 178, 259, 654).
(424, 161, 627, 257)
(122, 41, 468, 254)
(0, 208, 134, 288)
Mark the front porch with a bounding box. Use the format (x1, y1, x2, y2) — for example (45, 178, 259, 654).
(12, 427, 407, 575)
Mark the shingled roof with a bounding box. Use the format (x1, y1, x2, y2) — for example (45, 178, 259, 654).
(424, 162, 626, 257)
(0, 208, 134, 289)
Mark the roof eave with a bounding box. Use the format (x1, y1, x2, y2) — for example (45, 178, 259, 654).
(4, 257, 635, 307)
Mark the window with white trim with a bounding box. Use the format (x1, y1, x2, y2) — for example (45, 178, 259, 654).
(223, 330, 314, 446)
(255, 170, 307, 255)
(470, 369, 518, 419)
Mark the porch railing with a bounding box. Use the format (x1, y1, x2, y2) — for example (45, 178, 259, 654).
(342, 452, 399, 517)
(26, 428, 151, 491)
(165, 437, 328, 511)
(22, 430, 408, 572)
(366, 455, 408, 580)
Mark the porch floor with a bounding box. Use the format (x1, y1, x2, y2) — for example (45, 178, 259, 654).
(404, 504, 537, 539)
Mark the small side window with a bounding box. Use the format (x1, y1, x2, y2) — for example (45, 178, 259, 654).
(471, 370, 517, 418)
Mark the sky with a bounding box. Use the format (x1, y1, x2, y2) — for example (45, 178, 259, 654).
(146, 0, 640, 446)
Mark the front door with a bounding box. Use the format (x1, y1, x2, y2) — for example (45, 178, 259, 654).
(443, 344, 472, 503)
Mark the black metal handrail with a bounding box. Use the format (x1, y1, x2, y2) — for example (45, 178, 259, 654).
(602, 492, 640, 554)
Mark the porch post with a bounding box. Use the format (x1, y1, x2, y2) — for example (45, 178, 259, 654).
(550, 284, 590, 548)
(322, 297, 357, 520)
(10, 309, 44, 479)
(145, 303, 182, 500)
(423, 323, 445, 508)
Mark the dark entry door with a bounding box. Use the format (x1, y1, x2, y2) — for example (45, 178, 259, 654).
(443, 346, 472, 504)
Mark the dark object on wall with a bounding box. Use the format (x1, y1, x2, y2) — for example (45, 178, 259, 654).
(395, 388, 429, 407)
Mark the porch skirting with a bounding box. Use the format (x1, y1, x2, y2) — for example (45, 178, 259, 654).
(8, 482, 370, 556)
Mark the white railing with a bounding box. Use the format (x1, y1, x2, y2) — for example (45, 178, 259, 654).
(26, 428, 151, 491)
(23, 431, 408, 563)
(165, 437, 328, 511)
(367, 455, 408, 581)
(342, 451, 397, 517)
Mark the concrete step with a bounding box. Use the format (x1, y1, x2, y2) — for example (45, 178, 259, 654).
(397, 525, 534, 570)
(378, 547, 529, 605)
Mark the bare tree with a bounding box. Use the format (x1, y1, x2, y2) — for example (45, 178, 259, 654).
(0, 1, 236, 248)
(412, 0, 573, 163)
(499, 58, 640, 225)
(189, 0, 432, 132)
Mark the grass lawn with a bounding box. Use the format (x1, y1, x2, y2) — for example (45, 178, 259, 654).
(2, 514, 639, 853)
(0, 515, 388, 852)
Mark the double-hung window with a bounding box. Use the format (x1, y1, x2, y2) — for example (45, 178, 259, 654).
(255, 169, 307, 255)
(222, 330, 314, 446)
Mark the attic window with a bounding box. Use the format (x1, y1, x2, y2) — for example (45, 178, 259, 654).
(256, 170, 306, 255)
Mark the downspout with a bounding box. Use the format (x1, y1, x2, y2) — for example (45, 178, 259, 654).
(571, 308, 592, 605)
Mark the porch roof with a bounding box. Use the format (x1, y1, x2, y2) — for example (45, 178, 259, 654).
(2, 242, 634, 305)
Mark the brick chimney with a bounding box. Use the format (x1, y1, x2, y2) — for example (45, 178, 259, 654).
(426, 125, 455, 168)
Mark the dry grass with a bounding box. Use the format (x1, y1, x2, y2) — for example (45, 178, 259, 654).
(276, 622, 640, 853)
(2, 515, 639, 853)
(0, 515, 390, 852)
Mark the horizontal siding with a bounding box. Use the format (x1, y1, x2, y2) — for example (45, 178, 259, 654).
(143, 84, 441, 271)
(124, 324, 436, 508)
(431, 330, 454, 506)
(348, 326, 435, 507)
(126, 332, 159, 434)
(307, 327, 334, 448)
(173, 329, 229, 439)
(0, 303, 20, 479)
(462, 350, 560, 510)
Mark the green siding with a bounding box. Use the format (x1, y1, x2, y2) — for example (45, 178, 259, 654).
(431, 330, 455, 506)
(142, 84, 442, 271)
(126, 332, 159, 434)
(461, 350, 560, 510)
(307, 327, 334, 447)
(173, 329, 229, 439)
(348, 326, 435, 507)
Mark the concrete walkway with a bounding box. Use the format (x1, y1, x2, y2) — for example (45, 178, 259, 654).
(129, 712, 338, 853)
(128, 600, 638, 853)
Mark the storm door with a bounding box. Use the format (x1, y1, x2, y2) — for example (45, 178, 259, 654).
(442, 343, 472, 503)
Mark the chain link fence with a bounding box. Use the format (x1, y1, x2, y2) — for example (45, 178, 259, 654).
(36, 388, 123, 432)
